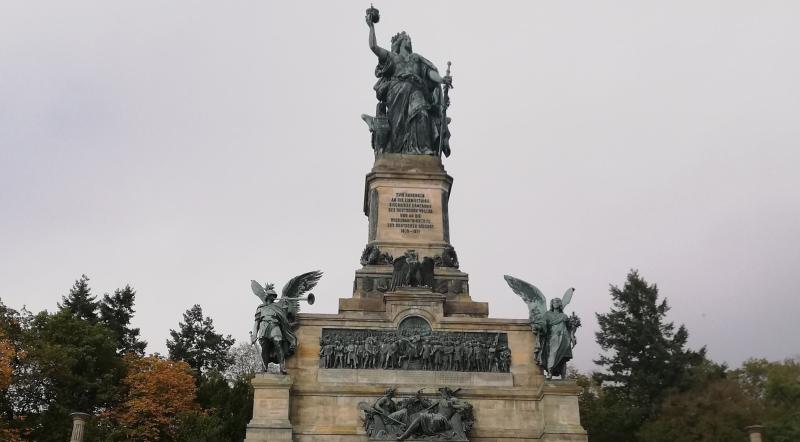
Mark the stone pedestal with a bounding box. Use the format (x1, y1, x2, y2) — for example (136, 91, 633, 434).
(244, 374, 294, 442)
(266, 151, 586, 441)
(69, 412, 90, 442)
(364, 154, 453, 259)
(746, 425, 765, 442)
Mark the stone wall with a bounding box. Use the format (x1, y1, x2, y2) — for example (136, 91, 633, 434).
(258, 289, 588, 441)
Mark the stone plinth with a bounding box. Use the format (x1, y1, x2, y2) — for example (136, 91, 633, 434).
(746, 425, 765, 442)
(350, 265, 482, 310)
(282, 295, 586, 441)
(364, 154, 453, 259)
(244, 374, 294, 442)
(271, 145, 585, 441)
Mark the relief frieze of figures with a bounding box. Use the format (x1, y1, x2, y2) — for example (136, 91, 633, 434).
(319, 328, 511, 373)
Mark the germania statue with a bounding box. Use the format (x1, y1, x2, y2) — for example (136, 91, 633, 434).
(250, 271, 322, 374)
(503, 276, 582, 379)
(361, 5, 453, 157)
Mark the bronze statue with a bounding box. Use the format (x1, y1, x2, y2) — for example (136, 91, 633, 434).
(391, 250, 435, 290)
(503, 275, 582, 379)
(362, 5, 453, 157)
(361, 244, 394, 266)
(250, 271, 322, 373)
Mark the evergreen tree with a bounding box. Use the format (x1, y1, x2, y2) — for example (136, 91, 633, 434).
(637, 360, 759, 442)
(194, 370, 253, 441)
(99, 285, 147, 355)
(58, 275, 98, 322)
(167, 305, 235, 375)
(20, 310, 124, 441)
(592, 270, 705, 432)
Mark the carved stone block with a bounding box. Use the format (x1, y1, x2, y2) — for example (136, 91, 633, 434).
(245, 374, 294, 441)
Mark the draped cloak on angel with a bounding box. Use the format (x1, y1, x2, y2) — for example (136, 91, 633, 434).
(503, 275, 577, 378)
(374, 51, 450, 156)
(251, 271, 321, 368)
(538, 308, 572, 378)
(253, 299, 298, 363)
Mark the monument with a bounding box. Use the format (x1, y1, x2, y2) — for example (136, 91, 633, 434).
(244, 6, 587, 441)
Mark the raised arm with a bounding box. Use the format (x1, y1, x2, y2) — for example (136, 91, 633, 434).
(367, 17, 389, 60)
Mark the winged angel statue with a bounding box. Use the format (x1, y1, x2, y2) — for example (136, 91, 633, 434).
(250, 271, 322, 374)
(503, 276, 582, 379)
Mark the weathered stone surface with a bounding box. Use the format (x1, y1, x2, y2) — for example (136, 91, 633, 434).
(245, 374, 294, 442)
(443, 300, 489, 317)
(363, 155, 453, 259)
(352, 267, 472, 301)
(280, 296, 586, 441)
(746, 425, 765, 442)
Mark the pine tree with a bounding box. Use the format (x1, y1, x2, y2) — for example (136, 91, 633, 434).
(22, 310, 124, 441)
(166, 305, 235, 374)
(99, 285, 147, 355)
(594, 270, 705, 424)
(58, 275, 98, 322)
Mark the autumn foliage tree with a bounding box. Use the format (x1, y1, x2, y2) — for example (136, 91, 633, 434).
(105, 355, 199, 441)
(0, 331, 13, 393)
(0, 328, 22, 441)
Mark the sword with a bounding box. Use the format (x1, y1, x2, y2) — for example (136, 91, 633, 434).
(438, 61, 452, 157)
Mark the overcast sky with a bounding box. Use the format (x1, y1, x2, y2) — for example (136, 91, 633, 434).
(1, 1, 799, 372)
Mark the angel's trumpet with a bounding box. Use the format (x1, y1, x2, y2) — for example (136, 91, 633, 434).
(290, 293, 315, 305)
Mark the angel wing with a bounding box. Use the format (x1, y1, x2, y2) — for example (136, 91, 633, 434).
(561, 287, 575, 308)
(250, 280, 267, 303)
(280, 270, 323, 315)
(390, 256, 410, 291)
(503, 275, 547, 318)
(281, 270, 323, 298)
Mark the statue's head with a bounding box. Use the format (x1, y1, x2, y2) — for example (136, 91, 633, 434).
(391, 31, 412, 53)
(384, 387, 397, 397)
(550, 297, 563, 311)
(263, 282, 278, 302)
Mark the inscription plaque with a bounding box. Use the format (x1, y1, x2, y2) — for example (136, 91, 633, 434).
(387, 191, 435, 234)
(376, 187, 444, 243)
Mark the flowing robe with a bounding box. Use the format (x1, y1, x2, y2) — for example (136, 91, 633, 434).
(252, 301, 298, 364)
(539, 310, 573, 377)
(374, 52, 449, 155)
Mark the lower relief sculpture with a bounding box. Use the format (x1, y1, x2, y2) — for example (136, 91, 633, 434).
(360, 387, 473, 441)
